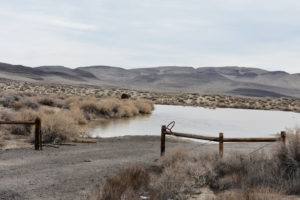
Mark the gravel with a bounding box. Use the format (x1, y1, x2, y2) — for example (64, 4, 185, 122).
(0, 136, 275, 200)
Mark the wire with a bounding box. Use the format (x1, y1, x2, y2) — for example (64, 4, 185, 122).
(247, 141, 278, 156)
(190, 140, 213, 151)
(165, 120, 281, 156)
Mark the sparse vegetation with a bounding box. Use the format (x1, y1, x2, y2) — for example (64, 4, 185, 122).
(92, 131, 300, 200)
(1, 80, 299, 112)
(1, 80, 300, 198)
(0, 90, 154, 145)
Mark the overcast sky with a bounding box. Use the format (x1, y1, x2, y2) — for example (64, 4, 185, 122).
(1, 0, 300, 72)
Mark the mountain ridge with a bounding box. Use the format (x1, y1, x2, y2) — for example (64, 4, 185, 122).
(0, 62, 299, 98)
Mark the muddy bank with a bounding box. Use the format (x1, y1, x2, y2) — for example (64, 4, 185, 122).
(0, 136, 277, 200)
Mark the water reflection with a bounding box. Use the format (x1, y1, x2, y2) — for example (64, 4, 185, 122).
(88, 114, 152, 130)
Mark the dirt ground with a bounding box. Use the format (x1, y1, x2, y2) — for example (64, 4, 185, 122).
(0, 136, 278, 200)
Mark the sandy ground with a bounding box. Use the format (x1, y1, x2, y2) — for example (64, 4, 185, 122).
(0, 135, 278, 200)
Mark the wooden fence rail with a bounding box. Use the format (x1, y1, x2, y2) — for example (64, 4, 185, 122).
(0, 117, 42, 150)
(161, 125, 286, 158)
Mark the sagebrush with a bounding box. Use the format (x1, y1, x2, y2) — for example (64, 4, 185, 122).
(93, 131, 300, 200)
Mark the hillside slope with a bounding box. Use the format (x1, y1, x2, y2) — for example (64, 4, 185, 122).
(1, 62, 299, 98)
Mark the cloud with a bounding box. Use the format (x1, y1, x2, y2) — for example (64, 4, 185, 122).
(47, 18, 98, 31)
(0, 10, 98, 31)
(1, 0, 300, 73)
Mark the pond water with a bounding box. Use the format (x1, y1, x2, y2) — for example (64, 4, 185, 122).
(89, 105, 300, 139)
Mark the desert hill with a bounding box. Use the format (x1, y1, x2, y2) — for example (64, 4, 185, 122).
(1, 62, 299, 98)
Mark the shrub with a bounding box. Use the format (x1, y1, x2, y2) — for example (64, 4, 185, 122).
(96, 165, 150, 200)
(39, 109, 82, 143)
(93, 132, 300, 199)
(38, 96, 66, 108)
(11, 97, 39, 110)
(79, 98, 153, 120)
(149, 162, 190, 200)
(0, 109, 37, 136)
(0, 92, 22, 107)
(0, 109, 16, 135)
(80, 99, 115, 119)
(217, 188, 282, 200)
(69, 105, 87, 125)
(0, 109, 15, 121)
(277, 129, 300, 194)
(38, 97, 56, 107)
(134, 99, 154, 114)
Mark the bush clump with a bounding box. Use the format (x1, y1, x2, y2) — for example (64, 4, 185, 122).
(40, 109, 83, 143)
(0, 109, 37, 136)
(94, 166, 150, 200)
(93, 131, 300, 200)
(79, 98, 153, 120)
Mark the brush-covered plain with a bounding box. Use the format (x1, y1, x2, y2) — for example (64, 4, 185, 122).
(1, 80, 300, 113)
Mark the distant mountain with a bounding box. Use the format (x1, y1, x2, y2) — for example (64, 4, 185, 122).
(1, 62, 300, 98)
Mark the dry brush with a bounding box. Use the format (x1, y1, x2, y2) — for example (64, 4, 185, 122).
(92, 131, 300, 200)
(0, 92, 154, 144)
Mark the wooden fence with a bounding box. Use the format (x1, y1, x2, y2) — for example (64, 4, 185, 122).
(160, 125, 286, 158)
(0, 117, 42, 150)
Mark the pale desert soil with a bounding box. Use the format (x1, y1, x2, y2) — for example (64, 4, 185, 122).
(0, 136, 277, 200)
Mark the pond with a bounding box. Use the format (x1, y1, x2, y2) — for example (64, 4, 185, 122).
(89, 105, 300, 139)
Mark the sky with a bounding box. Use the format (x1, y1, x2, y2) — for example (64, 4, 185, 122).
(1, 0, 300, 73)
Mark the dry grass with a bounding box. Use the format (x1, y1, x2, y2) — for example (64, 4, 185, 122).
(12, 97, 40, 110)
(92, 165, 150, 200)
(79, 97, 153, 120)
(217, 188, 284, 200)
(69, 104, 88, 125)
(0, 92, 154, 144)
(0, 108, 37, 136)
(39, 109, 83, 143)
(134, 99, 154, 114)
(93, 131, 300, 200)
(38, 96, 66, 108)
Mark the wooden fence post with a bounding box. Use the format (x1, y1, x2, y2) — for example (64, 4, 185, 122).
(281, 131, 286, 147)
(35, 117, 41, 150)
(219, 132, 224, 158)
(161, 125, 166, 156)
(39, 118, 42, 150)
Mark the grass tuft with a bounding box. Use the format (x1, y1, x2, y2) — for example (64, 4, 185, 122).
(94, 165, 150, 200)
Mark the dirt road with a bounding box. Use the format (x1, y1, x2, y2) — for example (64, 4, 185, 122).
(0, 136, 276, 200)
